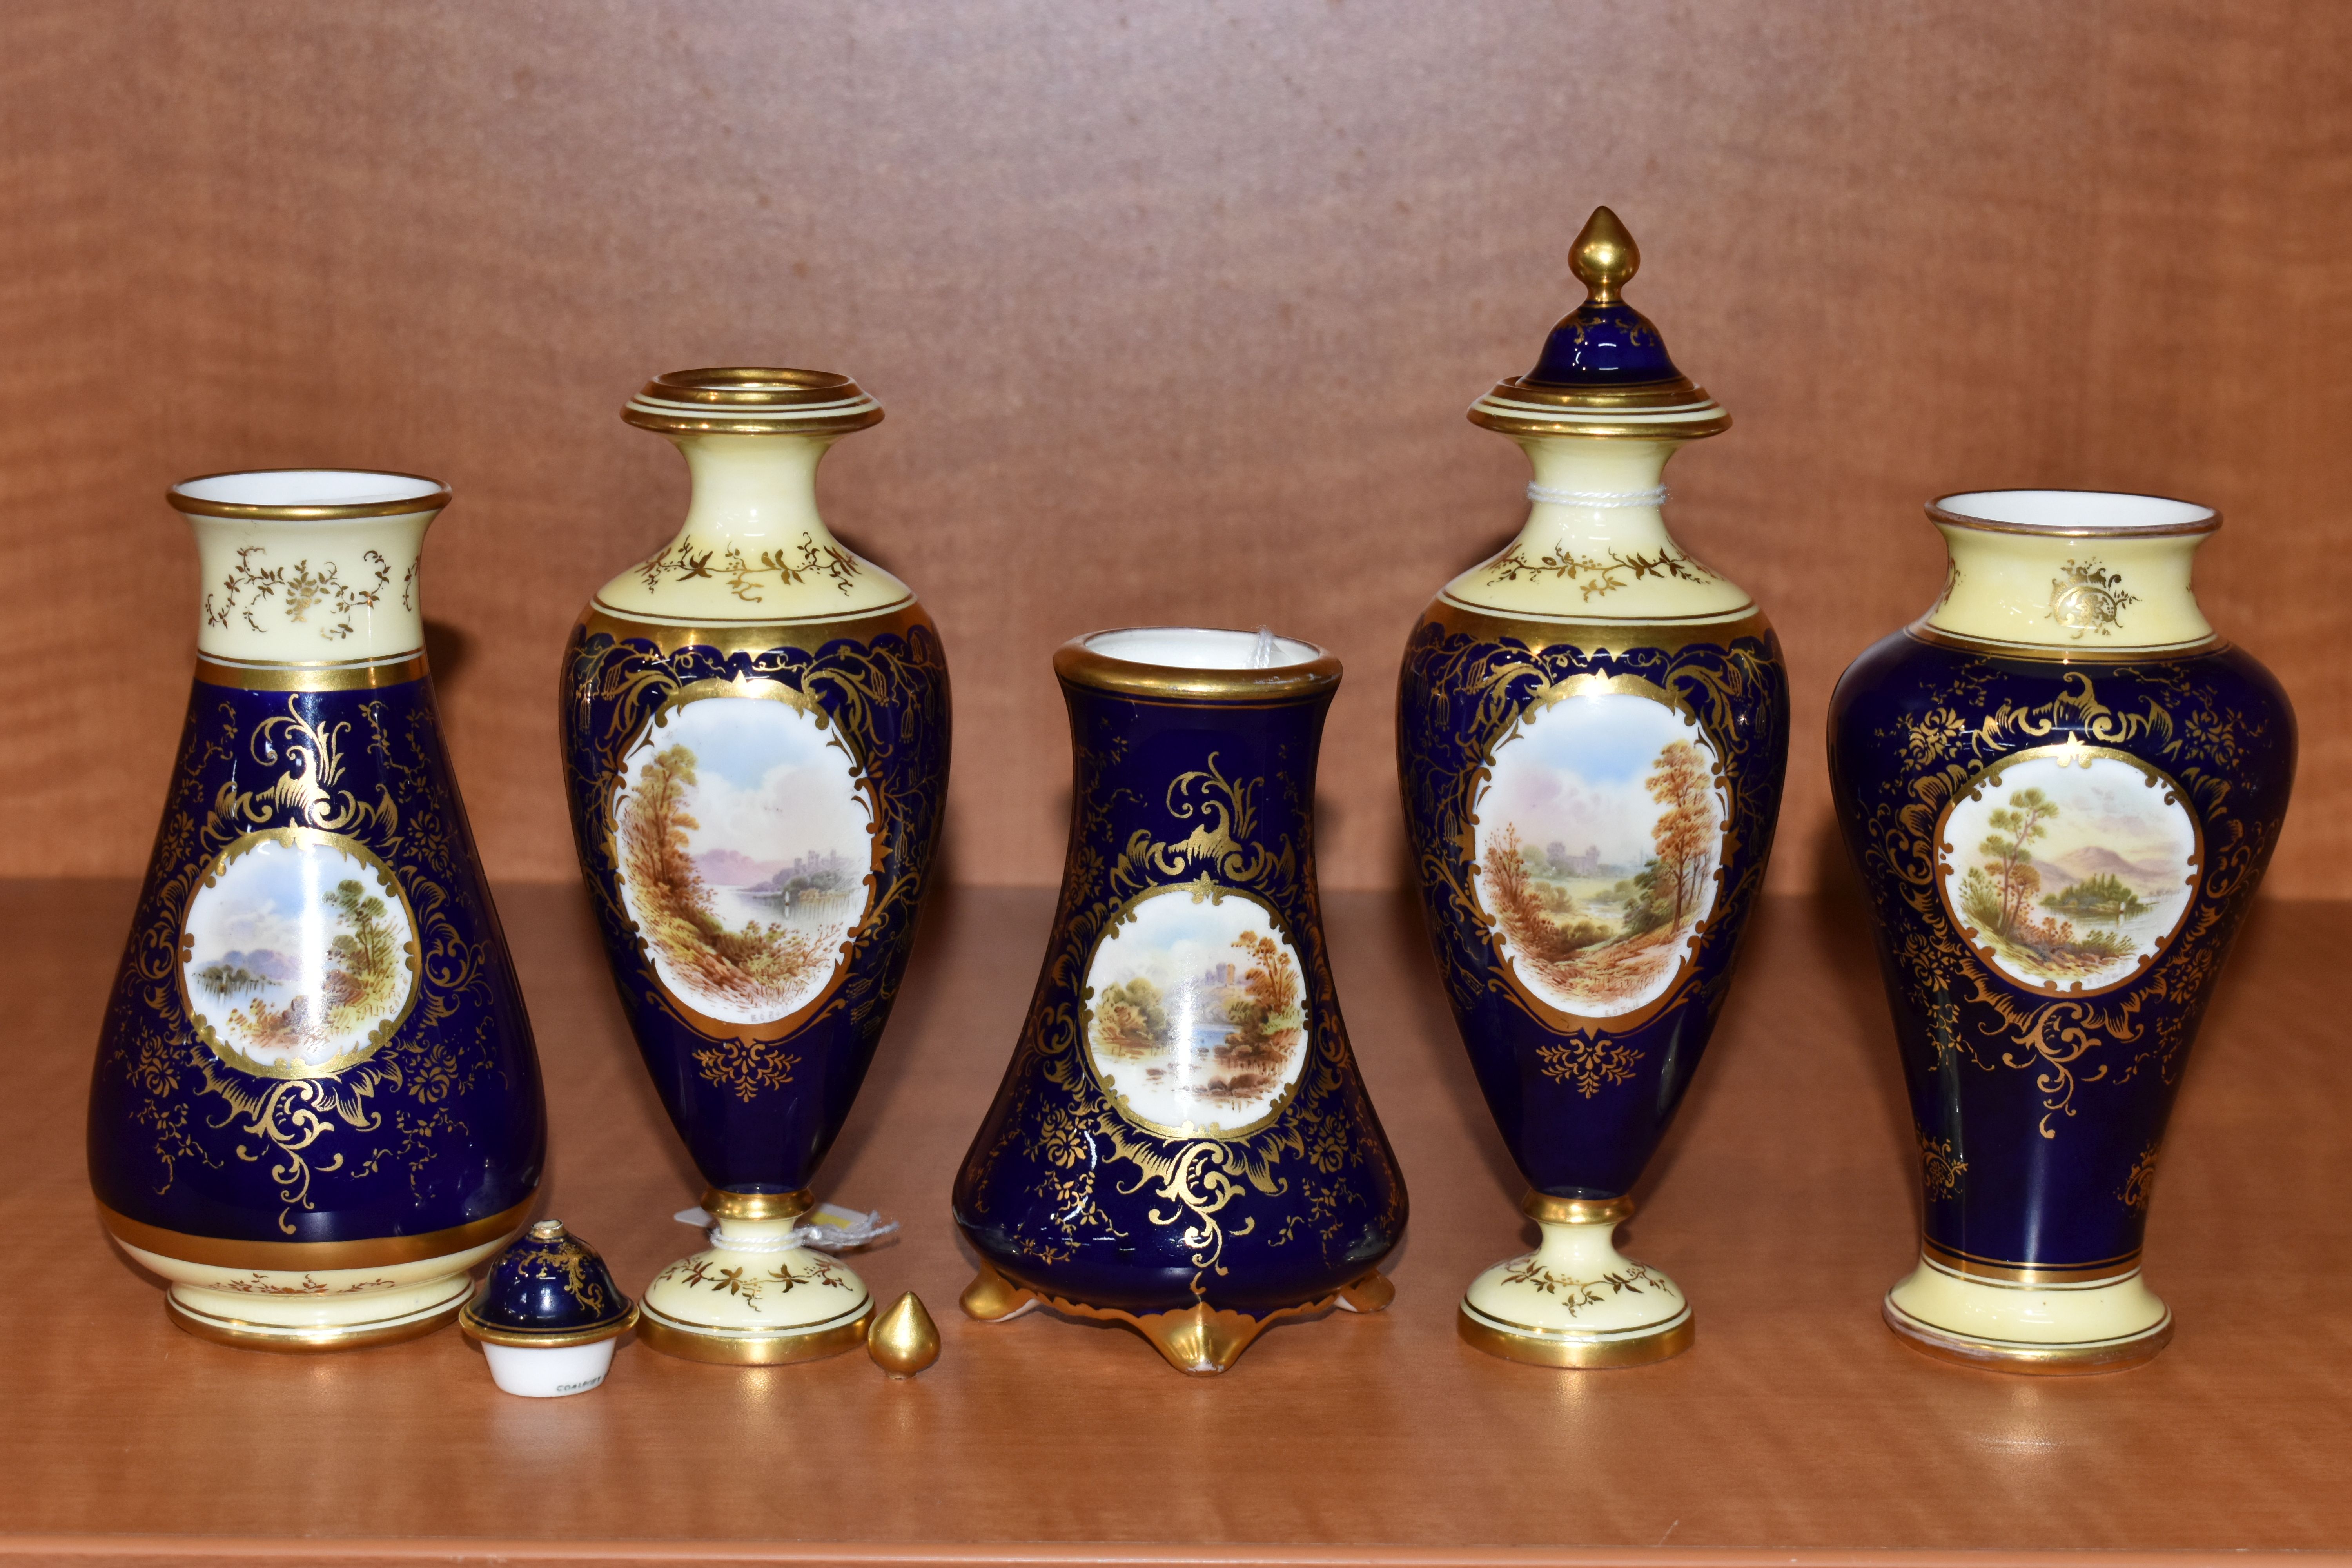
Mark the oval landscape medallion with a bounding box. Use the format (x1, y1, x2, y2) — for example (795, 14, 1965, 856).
(181, 827, 420, 1078)
(1084, 884, 1310, 1140)
(1937, 742, 2200, 995)
(1472, 681, 1728, 1022)
(614, 685, 875, 1028)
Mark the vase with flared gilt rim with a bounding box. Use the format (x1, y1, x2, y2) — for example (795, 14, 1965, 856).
(557, 368, 950, 1365)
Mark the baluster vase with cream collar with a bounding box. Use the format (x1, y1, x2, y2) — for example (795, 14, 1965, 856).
(1397, 209, 1790, 1368)
(1830, 489, 2294, 1373)
(559, 368, 949, 1365)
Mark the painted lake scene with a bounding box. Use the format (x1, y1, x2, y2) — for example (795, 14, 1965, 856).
(1473, 689, 1727, 1018)
(615, 693, 873, 1025)
(183, 831, 418, 1074)
(1940, 747, 2198, 991)
(1084, 887, 1309, 1134)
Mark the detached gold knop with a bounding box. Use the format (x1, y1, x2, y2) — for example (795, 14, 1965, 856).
(869, 1292, 941, 1379)
(1569, 206, 1640, 305)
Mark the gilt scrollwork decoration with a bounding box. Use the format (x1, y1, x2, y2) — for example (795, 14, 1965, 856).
(1398, 625, 1787, 1096)
(104, 684, 504, 1233)
(978, 751, 1397, 1304)
(1852, 665, 2278, 1138)
(560, 622, 949, 1096)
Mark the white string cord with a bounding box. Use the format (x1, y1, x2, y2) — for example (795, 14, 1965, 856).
(1526, 482, 1668, 508)
(675, 1205, 900, 1254)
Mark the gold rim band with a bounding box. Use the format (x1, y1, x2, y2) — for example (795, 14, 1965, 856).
(701, 1187, 813, 1222)
(1456, 1305, 1695, 1369)
(1486, 373, 1712, 410)
(1523, 1191, 1633, 1226)
(1052, 633, 1341, 703)
(102, 1195, 535, 1272)
(1905, 620, 2224, 664)
(164, 1294, 465, 1354)
(635, 1307, 871, 1365)
(1920, 1239, 2143, 1285)
(579, 598, 931, 657)
(194, 654, 429, 691)
(1926, 492, 2220, 539)
(168, 470, 451, 521)
(622, 366, 884, 436)
(1426, 600, 1775, 654)
(1470, 377, 1731, 441)
(461, 1302, 639, 1350)
(1882, 1296, 2172, 1376)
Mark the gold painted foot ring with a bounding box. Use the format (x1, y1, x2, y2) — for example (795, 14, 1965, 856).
(635, 1299, 872, 1366)
(1456, 1301, 1694, 1369)
(1880, 1294, 2173, 1376)
(165, 1290, 466, 1354)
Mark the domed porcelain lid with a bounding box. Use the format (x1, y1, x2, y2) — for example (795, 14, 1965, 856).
(1469, 207, 1730, 442)
(460, 1220, 638, 1348)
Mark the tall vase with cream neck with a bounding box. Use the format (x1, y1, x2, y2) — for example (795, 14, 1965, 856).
(559, 368, 949, 1365)
(89, 469, 545, 1350)
(1397, 209, 1790, 1368)
(1830, 489, 2294, 1373)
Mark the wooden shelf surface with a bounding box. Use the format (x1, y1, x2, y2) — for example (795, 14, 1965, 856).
(4, 879, 2349, 1565)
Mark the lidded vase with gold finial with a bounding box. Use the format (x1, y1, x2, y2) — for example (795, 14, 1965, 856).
(1396, 209, 1790, 1367)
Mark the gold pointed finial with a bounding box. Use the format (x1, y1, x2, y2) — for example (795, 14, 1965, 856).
(868, 1291, 941, 1379)
(1569, 206, 1640, 305)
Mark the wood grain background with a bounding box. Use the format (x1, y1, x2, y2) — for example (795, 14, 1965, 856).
(3, 0, 2344, 894)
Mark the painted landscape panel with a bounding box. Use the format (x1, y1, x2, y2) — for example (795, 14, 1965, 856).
(1472, 690, 1727, 1018)
(615, 695, 873, 1025)
(1940, 748, 2198, 991)
(183, 832, 417, 1073)
(1085, 889, 1309, 1135)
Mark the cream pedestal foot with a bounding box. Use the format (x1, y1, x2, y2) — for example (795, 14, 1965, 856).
(1457, 1193, 1691, 1369)
(120, 1236, 509, 1353)
(637, 1189, 872, 1365)
(1883, 1250, 2172, 1374)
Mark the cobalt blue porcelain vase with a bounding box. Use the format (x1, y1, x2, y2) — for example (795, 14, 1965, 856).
(954, 628, 1406, 1376)
(1830, 488, 2294, 1373)
(90, 469, 545, 1351)
(559, 368, 949, 1365)
(1397, 208, 1789, 1368)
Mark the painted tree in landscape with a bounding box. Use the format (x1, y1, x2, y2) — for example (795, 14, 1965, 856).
(1204, 929, 1305, 1104)
(1644, 740, 1715, 929)
(1481, 739, 1720, 1010)
(225, 877, 402, 1052)
(1955, 782, 2136, 978)
(622, 743, 840, 1013)
(1094, 977, 1171, 1059)
(1977, 786, 2056, 938)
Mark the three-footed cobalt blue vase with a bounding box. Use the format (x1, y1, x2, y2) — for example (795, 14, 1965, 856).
(91, 469, 545, 1351)
(955, 628, 1407, 1376)
(1831, 488, 2294, 1374)
(559, 368, 949, 1365)
(1398, 208, 1789, 1368)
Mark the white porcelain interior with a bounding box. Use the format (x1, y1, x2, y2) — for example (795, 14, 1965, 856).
(1934, 489, 2213, 533)
(172, 469, 445, 510)
(1083, 626, 1320, 671)
(481, 1339, 619, 1398)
